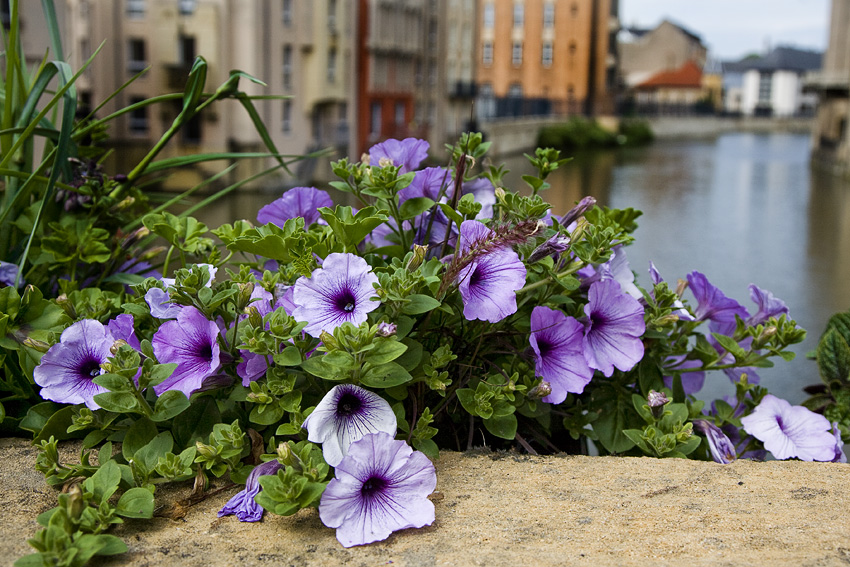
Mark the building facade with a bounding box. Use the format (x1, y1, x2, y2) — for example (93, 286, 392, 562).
(618, 19, 706, 88)
(736, 47, 821, 117)
(475, 0, 618, 121)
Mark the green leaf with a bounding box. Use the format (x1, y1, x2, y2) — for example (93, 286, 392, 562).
(301, 355, 351, 381)
(360, 362, 413, 388)
(399, 197, 435, 220)
(116, 487, 155, 518)
(19, 402, 62, 436)
(172, 397, 220, 448)
(93, 391, 140, 414)
(483, 414, 517, 440)
(318, 205, 388, 250)
(146, 363, 178, 389)
(135, 432, 174, 472)
(638, 359, 664, 396)
(712, 333, 747, 360)
(249, 403, 285, 425)
(364, 338, 408, 365)
(32, 406, 77, 443)
(85, 460, 122, 502)
(401, 294, 441, 315)
(122, 418, 158, 461)
(92, 373, 133, 393)
(818, 328, 850, 385)
(273, 346, 302, 366)
(151, 390, 191, 422)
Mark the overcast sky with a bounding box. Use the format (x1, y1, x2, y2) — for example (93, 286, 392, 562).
(619, 0, 831, 61)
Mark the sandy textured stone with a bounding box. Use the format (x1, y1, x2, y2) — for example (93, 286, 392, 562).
(3, 437, 849, 566)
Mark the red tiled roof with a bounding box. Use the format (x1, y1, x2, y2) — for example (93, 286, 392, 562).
(636, 60, 703, 89)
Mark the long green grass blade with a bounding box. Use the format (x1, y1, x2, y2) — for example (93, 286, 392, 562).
(40, 0, 64, 61)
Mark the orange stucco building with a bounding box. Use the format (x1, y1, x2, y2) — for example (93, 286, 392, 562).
(477, 0, 617, 118)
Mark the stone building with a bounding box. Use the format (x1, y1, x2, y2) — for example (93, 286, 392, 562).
(618, 19, 706, 88)
(475, 0, 619, 120)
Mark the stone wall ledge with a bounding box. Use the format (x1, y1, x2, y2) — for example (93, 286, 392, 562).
(3, 437, 848, 566)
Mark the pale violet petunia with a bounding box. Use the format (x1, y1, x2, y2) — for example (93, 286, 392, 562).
(319, 432, 436, 547)
(302, 384, 397, 467)
(740, 394, 836, 461)
(151, 306, 221, 397)
(529, 306, 594, 404)
(581, 279, 646, 377)
(292, 253, 380, 338)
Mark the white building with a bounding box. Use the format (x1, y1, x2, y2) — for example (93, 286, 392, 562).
(733, 46, 821, 117)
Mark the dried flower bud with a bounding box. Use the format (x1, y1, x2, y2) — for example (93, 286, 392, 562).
(378, 157, 394, 168)
(527, 380, 552, 400)
(110, 339, 128, 354)
(360, 153, 370, 164)
(247, 306, 263, 328)
(406, 244, 428, 272)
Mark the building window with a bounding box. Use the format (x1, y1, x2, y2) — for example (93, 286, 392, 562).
(370, 102, 382, 136)
(129, 97, 148, 133)
(513, 2, 523, 28)
(178, 0, 196, 15)
(327, 47, 337, 83)
(512, 41, 523, 65)
(482, 42, 493, 66)
(282, 0, 292, 25)
(282, 99, 292, 133)
(1, 0, 10, 29)
(282, 45, 292, 89)
(758, 72, 772, 102)
(543, 2, 555, 27)
(569, 41, 577, 56)
(182, 115, 201, 144)
(178, 35, 196, 65)
(395, 102, 405, 126)
(483, 2, 494, 28)
(508, 83, 523, 98)
(542, 42, 553, 67)
(570, 2, 578, 17)
(328, 0, 337, 31)
(127, 38, 147, 73)
(126, 0, 145, 18)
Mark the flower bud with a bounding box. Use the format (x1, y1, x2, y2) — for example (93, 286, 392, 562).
(237, 282, 256, 311)
(67, 484, 85, 520)
(319, 330, 339, 350)
(110, 339, 128, 354)
(693, 420, 737, 464)
(247, 306, 264, 328)
(22, 337, 51, 352)
(376, 322, 397, 337)
(528, 234, 571, 263)
(560, 196, 596, 227)
(647, 390, 669, 419)
(195, 441, 218, 460)
(527, 380, 552, 400)
(406, 244, 428, 272)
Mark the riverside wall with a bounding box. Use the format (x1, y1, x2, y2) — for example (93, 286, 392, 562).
(480, 115, 814, 157)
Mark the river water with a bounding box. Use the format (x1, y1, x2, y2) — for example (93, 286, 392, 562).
(504, 132, 850, 405)
(197, 131, 850, 405)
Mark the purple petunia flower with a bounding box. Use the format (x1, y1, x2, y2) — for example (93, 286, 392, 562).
(368, 138, 429, 173)
(740, 394, 836, 461)
(106, 314, 141, 350)
(302, 384, 397, 467)
(693, 419, 737, 464)
(257, 186, 333, 227)
(529, 306, 593, 404)
(662, 355, 705, 395)
(398, 166, 450, 204)
(292, 253, 381, 338)
(581, 279, 646, 377)
(34, 320, 115, 409)
(456, 220, 527, 323)
(0, 261, 23, 288)
(746, 284, 788, 327)
(218, 458, 283, 522)
(151, 306, 221, 397)
(319, 432, 436, 547)
(687, 271, 748, 335)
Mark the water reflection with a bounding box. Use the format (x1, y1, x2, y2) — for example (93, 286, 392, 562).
(512, 133, 850, 404)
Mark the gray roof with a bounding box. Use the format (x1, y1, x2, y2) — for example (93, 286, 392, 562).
(727, 46, 822, 72)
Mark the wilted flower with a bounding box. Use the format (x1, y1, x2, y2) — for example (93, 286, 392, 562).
(646, 390, 669, 418)
(257, 186, 333, 227)
(376, 322, 397, 337)
(559, 196, 596, 227)
(693, 420, 737, 464)
(582, 279, 645, 377)
(529, 306, 593, 404)
(746, 284, 789, 326)
(292, 253, 381, 338)
(319, 432, 436, 547)
(527, 234, 570, 264)
(302, 384, 397, 467)
(218, 459, 283, 522)
(831, 422, 846, 463)
(368, 138, 429, 173)
(151, 306, 222, 396)
(34, 320, 114, 409)
(740, 394, 836, 461)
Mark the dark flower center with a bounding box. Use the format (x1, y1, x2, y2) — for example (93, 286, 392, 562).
(361, 475, 388, 498)
(80, 358, 102, 379)
(335, 289, 357, 313)
(776, 416, 785, 431)
(536, 338, 552, 358)
(198, 342, 213, 360)
(469, 265, 483, 287)
(337, 392, 362, 416)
